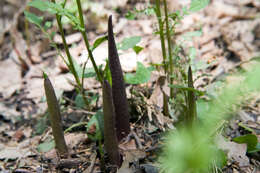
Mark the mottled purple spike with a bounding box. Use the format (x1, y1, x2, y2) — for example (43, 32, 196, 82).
(103, 80, 121, 166)
(187, 66, 197, 126)
(44, 74, 68, 157)
(108, 15, 130, 141)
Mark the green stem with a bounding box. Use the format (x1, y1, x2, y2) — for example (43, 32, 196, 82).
(51, 0, 89, 108)
(155, 0, 167, 74)
(76, 0, 103, 83)
(163, 0, 174, 98)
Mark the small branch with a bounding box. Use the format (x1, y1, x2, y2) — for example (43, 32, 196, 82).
(163, 0, 174, 98)
(76, 0, 103, 83)
(51, 0, 89, 108)
(155, 0, 167, 74)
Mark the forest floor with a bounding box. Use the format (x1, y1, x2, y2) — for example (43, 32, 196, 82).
(0, 0, 260, 172)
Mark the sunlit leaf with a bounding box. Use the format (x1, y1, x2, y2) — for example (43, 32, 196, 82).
(124, 62, 151, 84)
(24, 11, 43, 28)
(83, 68, 96, 78)
(44, 21, 52, 30)
(91, 35, 108, 51)
(86, 111, 104, 141)
(189, 0, 210, 12)
(133, 45, 143, 54)
(250, 56, 260, 62)
(189, 47, 196, 60)
(125, 11, 136, 20)
(118, 36, 141, 50)
(37, 140, 55, 153)
(28, 0, 83, 31)
(75, 94, 85, 108)
(169, 84, 205, 96)
(233, 134, 258, 152)
(64, 122, 88, 133)
(28, 0, 50, 11)
(182, 30, 202, 41)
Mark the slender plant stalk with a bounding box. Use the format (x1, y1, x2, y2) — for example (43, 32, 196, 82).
(76, 0, 103, 83)
(24, 5, 35, 64)
(43, 73, 68, 157)
(187, 66, 197, 126)
(98, 139, 106, 172)
(155, 0, 167, 74)
(51, 0, 89, 107)
(103, 80, 120, 166)
(108, 15, 130, 141)
(11, 35, 29, 76)
(25, 6, 30, 47)
(155, 0, 171, 116)
(163, 0, 174, 98)
(52, 0, 80, 86)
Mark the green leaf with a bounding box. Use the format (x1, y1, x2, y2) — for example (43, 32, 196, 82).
(34, 115, 48, 135)
(83, 68, 96, 78)
(169, 84, 205, 96)
(72, 59, 83, 77)
(249, 143, 260, 153)
(212, 148, 227, 168)
(44, 21, 52, 30)
(90, 93, 98, 105)
(37, 140, 55, 153)
(189, 47, 196, 60)
(197, 99, 209, 120)
(193, 60, 209, 70)
(133, 45, 143, 54)
(233, 134, 258, 152)
(124, 62, 151, 84)
(24, 11, 43, 28)
(28, 0, 83, 31)
(143, 6, 156, 15)
(86, 111, 104, 141)
(250, 56, 260, 62)
(182, 30, 202, 41)
(64, 122, 88, 133)
(238, 122, 255, 133)
(91, 35, 108, 51)
(147, 66, 156, 72)
(182, 6, 189, 15)
(28, 0, 50, 11)
(71, 59, 95, 79)
(28, 0, 58, 14)
(75, 94, 85, 108)
(125, 11, 136, 20)
(118, 36, 141, 50)
(189, 0, 210, 12)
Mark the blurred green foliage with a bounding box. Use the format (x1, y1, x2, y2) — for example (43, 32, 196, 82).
(160, 63, 260, 172)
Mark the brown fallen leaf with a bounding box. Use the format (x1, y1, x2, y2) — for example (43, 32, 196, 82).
(0, 58, 22, 98)
(13, 129, 25, 142)
(216, 135, 250, 167)
(118, 149, 146, 173)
